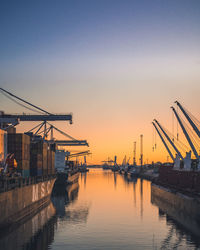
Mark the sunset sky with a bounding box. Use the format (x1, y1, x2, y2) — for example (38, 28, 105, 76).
(1, 0, 200, 164)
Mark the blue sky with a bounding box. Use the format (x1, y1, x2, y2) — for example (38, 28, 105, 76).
(1, 0, 200, 163)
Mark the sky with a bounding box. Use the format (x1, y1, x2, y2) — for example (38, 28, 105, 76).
(0, 0, 200, 164)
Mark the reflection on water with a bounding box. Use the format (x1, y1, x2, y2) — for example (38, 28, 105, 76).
(0, 202, 56, 250)
(151, 186, 200, 249)
(52, 181, 89, 224)
(51, 182, 79, 218)
(1, 169, 200, 249)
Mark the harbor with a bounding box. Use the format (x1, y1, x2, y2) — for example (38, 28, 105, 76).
(1, 1, 200, 249)
(0, 88, 89, 232)
(1, 88, 200, 249)
(1, 169, 200, 249)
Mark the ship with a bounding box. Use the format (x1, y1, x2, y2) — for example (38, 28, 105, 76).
(0, 88, 88, 231)
(0, 175, 56, 230)
(0, 127, 57, 230)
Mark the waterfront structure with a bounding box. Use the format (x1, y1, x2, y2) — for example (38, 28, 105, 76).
(0, 175, 56, 230)
(55, 150, 66, 172)
(0, 128, 7, 163)
(153, 101, 200, 170)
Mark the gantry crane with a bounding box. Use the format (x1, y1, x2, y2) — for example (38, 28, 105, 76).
(27, 121, 89, 146)
(67, 150, 91, 159)
(0, 88, 72, 129)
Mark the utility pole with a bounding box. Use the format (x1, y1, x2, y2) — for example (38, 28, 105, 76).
(133, 141, 136, 166)
(140, 135, 143, 167)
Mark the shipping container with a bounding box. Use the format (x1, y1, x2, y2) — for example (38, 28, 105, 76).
(30, 140, 48, 172)
(30, 168, 43, 176)
(55, 150, 66, 172)
(19, 169, 30, 178)
(47, 149, 55, 174)
(17, 159, 30, 170)
(7, 133, 30, 170)
(7, 126, 16, 134)
(0, 128, 7, 162)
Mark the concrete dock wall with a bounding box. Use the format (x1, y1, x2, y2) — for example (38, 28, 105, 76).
(151, 184, 200, 236)
(0, 178, 55, 228)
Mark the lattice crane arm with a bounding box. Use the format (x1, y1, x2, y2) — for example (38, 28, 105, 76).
(175, 101, 200, 138)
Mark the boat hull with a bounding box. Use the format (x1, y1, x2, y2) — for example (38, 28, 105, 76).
(0, 177, 56, 230)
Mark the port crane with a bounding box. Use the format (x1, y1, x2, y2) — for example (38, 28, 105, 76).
(133, 141, 136, 166)
(171, 106, 200, 162)
(175, 101, 200, 138)
(153, 120, 183, 160)
(67, 150, 91, 159)
(0, 88, 72, 129)
(153, 101, 200, 169)
(152, 122, 175, 162)
(102, 156, 117, 165)
(27, 121, 89, 146)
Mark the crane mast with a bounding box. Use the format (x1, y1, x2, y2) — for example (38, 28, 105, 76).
(154, 119, 183, 160)
(171, 107, 199, 159)
(133, 141, 136, 166)
(140, 135, 143, 166)
(175, 101, 200, 138)
(152, 122, 175, 161)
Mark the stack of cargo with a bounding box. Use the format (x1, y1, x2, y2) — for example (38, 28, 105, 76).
(30, 140, 48, 176)
(7, 126, 16, 134)
(7, 133, 30, 177)
(47, 149, 55, 174)
(30, 153, 43, 176)
(54, 150, 66, 172)
(0, 128, 7, 163)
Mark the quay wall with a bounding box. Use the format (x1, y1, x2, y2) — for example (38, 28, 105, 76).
(0, 178, 56, 229)
(151, 184, 200, 222)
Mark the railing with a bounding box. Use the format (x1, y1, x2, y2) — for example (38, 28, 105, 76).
(0, 174, 57, 193)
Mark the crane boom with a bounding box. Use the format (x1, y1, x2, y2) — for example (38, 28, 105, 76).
(175, 101, 200, 138)
(171, 107, 199, 159)
(0, 114, 72, 122)
(0, 87, 51, 114)
(154, 119, 183, 160)
(49, 140, 89, 146)
(152, 122, 175, 161)
(68, 151, 91, 158)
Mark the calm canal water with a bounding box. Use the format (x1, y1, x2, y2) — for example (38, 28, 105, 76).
(1, 168, 200, 250)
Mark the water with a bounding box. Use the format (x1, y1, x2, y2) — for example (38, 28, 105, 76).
(1, 168, 200, 250)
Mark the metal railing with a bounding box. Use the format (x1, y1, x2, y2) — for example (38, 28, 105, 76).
(0, 174, 56, 193)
